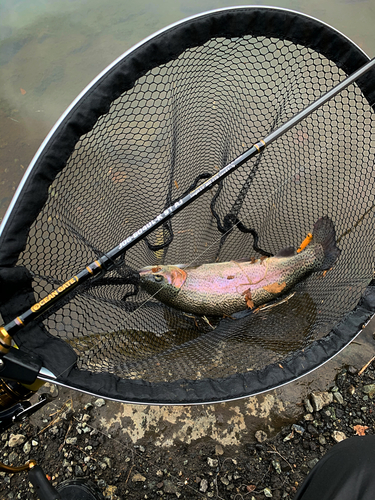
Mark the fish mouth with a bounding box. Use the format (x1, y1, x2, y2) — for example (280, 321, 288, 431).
(139, 266, 162, 276)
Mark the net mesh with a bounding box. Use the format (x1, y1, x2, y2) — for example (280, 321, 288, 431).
(12, 28, 375, 390)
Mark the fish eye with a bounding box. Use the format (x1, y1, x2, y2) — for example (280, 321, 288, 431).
(153, 274, 164, 282)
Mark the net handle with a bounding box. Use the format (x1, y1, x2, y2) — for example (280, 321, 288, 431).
(1, 56, 375, 347)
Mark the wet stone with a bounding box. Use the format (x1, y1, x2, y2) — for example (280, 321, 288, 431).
(8, 451, 18, 463)
(200, 479, 208, 493)
(336, 370, 347, 388)
(207, 457, 218, 467)
(311, 392, 333, 412)
(307, 424, 319, 436)
(304, 398, 314, 414)
(94, 398, 106, 408)
(307, 458, 319, 469)
(23, 442, 31, 454)
(75, 465, 84, 477)
(333, 392, 344, 405)
(362, 384, 375, 398)
(215, 444, 224, 455)
(318, 435, 327, 445)
(8, 434, 26, 448)
(255, 430, 268, 443)
(272, 460, 281, 474)
(132, 473, 146, 482)
(332, 431, 346, 443)
(292, 424, 305, 435)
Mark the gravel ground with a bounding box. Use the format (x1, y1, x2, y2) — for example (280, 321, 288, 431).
(1, 358, 375, 500)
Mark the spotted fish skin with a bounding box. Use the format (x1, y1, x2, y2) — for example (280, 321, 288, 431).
(139, 217, 340, 316)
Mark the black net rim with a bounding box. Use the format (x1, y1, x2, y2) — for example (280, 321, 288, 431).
(1, 6, 375, 404)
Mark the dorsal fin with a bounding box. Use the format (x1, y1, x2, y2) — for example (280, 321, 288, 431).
(274, 246, 296, 258)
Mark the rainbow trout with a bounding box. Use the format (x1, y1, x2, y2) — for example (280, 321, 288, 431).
(139, 216, 341, 316)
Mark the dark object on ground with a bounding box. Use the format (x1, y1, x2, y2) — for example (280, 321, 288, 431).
(294, 435, 375, 500)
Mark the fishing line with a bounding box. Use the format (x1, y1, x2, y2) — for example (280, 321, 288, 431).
(32, 214, 248, 383)
(1, 56, 375, 348)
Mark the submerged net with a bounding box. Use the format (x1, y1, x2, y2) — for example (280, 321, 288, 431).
(1, 7, 375, 404)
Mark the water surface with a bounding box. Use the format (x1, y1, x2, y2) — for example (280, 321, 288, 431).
(1, 0, 375, 218)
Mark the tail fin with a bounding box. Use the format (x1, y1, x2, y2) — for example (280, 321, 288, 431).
(312, 216, 341, 270)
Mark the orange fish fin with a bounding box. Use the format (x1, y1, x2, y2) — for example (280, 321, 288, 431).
(263, 282, 287, 294)
(171, 267, 187, 288)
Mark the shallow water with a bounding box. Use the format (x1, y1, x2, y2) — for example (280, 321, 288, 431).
(1, 0, 375, 218)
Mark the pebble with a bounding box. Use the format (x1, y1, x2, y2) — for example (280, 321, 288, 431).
(264, 487, 273, 497)
(75, 465, 84, 477)
(255, 430, 268, 443)
(66, 437, 77, 445)
(200, 479, 208, 493)
(310, 392, 333, 412)
(94, 398, 106, 408)
(23, 442, 31, 454)
(318, 435, 326, 445)
(307, 458, 319, 469)
(8, 451, 18, 463)
(272, 460, 281, 474)
(132, 473, 146, 482)
(8, 435, 26, 448)
(333, 392, 344, 405)
(31, 440, 38, 447)
(283, 431, 294, 442)
(207, 457, 218, 467)
(362, 384, 375, 398)
(215, 444, 224, 455)
(304, 398, 314, 414)
(304, 414, 314, 421)
(292, 424, 305, 435)
(220, 476, 229, 485)
(332, 431, 346, 443)
(104, 485, 117, 498)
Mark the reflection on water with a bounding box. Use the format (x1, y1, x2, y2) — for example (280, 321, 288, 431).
(1, 0, 375, 219)
(68, 291, 317, 383)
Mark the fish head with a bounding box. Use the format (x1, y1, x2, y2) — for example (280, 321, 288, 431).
(139, 265, 187, 299)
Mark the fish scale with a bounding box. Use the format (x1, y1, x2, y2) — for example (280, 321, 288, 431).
(139, 217, 341, 316)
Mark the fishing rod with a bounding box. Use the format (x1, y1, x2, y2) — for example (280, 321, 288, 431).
(1, 56, 375, 351)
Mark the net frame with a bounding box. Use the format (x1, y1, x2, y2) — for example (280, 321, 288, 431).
(0, 6, 375, 404)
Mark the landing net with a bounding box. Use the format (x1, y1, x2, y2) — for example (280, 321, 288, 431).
(1, 7, 375, 404)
